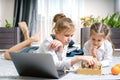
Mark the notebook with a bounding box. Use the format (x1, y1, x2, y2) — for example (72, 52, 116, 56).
(10, 53, 65, 79)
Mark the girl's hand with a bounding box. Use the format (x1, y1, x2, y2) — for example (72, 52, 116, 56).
(94, 60, 101, 67)
(49, 40, 63, 53)
(80, 56, 96, 66)
(91, 46, 97, 58)
(91, 60, 102, 69)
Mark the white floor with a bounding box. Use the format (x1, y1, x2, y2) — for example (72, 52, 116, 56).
(113, 50, 120, 56)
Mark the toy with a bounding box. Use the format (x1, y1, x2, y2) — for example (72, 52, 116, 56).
(77, 61, 102, 75)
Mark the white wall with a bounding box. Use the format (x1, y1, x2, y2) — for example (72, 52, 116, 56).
(114, 0, 120, 12)
(0, 0, 14, 27)
(83, 0, 114, 18)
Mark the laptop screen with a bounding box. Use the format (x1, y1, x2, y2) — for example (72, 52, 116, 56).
(10, 53, 60, 79)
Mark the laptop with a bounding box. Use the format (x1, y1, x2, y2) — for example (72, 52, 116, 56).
(10, 53, 65, 79)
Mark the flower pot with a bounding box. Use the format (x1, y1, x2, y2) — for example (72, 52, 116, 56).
(0, 27, 20, 49)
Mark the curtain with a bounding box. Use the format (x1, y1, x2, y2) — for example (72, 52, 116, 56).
(114, 0, 120, 12)
(13, 0, 38, 41)
(37, 0, 84, 43)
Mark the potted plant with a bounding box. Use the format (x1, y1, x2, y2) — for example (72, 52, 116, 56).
(0, 19, 20, 49)
(101, 13, 120, 28)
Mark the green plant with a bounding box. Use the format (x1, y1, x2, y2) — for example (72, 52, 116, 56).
(101, 13, 120, 28)
(5, 19, 12, 28)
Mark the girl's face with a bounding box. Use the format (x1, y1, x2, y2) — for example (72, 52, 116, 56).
(90, 33, 105, 48)
(55, 29, 74, 45)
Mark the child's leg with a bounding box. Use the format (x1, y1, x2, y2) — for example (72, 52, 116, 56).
(18, 22, 29, 40)
(4, 32, 40, 60)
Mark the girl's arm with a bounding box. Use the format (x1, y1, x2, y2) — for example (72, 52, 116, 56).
(83, 41, 102, 67)
(40, 39, 71, 70)
(96, 40, 113, 67)
(48, 39, 63, 53)
(91, 46, 97, 58)
(71, 56, 96, 66)
(83, 41, 91, 56)
(100, 44, 113, 67)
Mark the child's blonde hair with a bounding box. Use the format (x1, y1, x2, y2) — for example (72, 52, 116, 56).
(52, 13, 66, 31)
(90, 22, 110, 37)
(90, 22, 114, 53)
(53, 17, 75, 34)
(53, 13, 66, 23)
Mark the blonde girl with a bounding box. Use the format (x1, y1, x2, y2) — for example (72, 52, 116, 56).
(38, 17, 96, 70)
(83, 22, 114, 67)
(4, 13, 66, 60)
(3, 13, 66, 60)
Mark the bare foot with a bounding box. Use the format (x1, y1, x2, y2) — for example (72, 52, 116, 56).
(30, 31, 40, 42)
(18, 22, 29, 40)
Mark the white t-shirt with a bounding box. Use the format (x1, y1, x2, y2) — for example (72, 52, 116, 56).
(83, 40, 113, 67)
(36, 35, 71, 70)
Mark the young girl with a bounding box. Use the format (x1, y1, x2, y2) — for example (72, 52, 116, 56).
(4, 13, 65, 60)
(83, 22, 114, 67)
(4, 13, 66, 60)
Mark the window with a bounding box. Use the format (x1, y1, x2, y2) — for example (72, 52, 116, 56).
(37, 0, 84, 43)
